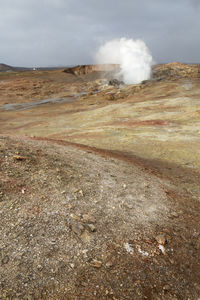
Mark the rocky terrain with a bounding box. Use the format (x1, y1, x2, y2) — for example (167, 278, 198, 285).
(0, 63, 200, 299)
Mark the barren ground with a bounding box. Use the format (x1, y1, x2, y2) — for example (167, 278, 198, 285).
(0, 64, 200, 299)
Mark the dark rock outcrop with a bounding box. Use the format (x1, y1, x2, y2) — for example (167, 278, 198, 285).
(152, 62, 200, 80)
(63, 64, 120, 76)
(108, 79, 124, 86)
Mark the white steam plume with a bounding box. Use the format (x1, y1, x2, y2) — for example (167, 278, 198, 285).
(95, 38, 153, 84)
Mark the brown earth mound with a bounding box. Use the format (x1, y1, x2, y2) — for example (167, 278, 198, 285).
(153, 62, 200, 80)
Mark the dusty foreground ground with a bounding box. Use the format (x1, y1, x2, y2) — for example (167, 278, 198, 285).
(0, 63, 200, 299)
(0, 136, 199, 300)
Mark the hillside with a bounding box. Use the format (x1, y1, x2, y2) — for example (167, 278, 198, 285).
(0, 63, 14, 72)
(0, 63, 200, 299)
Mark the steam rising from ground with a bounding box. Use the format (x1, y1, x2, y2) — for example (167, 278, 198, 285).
(95, 38, 153, 84)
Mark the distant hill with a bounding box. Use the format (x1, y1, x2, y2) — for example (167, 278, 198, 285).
(0, 63, 15, 72)
(0, 63, 73, 72)
(0, 63, 31, 72)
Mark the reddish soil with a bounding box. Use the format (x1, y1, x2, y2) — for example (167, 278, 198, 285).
(108, 119, 169, 127)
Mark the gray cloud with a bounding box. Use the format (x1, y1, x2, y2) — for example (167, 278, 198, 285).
(189, 0, 200, 8)
(0, 0, 200, 67)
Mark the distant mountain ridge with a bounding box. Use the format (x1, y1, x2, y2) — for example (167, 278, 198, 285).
(0, 63, 74, 72)
(0, 63, 14, 72)
(0, 63, 31, 72)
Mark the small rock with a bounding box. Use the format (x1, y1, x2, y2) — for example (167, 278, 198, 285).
(37, 265, 43, 271)
(163, 285, 170, 291)
(87, 224, 96, 232)
(90, 259, 102, 268)
(13, 155, 26, 161)
(81, 230, 91, 243)
(79, 190, 84, 196)
(70, 221, 84, 235)
(155, 234, 167, 245)
(105, 261, 113, 268)
(169, 212, 179, 218)
(82, 214, 96, 223)
(70, 213, 81, 222)
(108, 79, 124, 86)
(1, 255, 9, 265)
(193, 240, 200, 250)
(123, 203, 133, 209)
(158, 245, 166, 255)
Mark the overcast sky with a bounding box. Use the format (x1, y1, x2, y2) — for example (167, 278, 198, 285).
(0, 0, 199, 67)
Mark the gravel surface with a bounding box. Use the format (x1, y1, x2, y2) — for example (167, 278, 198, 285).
(0, 136, 199, 299)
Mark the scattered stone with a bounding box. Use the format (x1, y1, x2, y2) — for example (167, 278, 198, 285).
(70, 221, 84, 235)
(90, 259, 102, 268)
(87, 224, 96, 232)
(137, 246, 149, 257)
(163, 284, 170, 291)
(108, 79, 124, 86)
(158, 245, 166, 255)
(37, 265, 43, 271)
(124, 242, 134, 255)
(13, 155, 26, 161)
(21, 188, 26, 194)
(1, 255, 9, 265)
(155, 234, 167, 245)
(70, 213, 82, 222)
(170, 212, 179, 218)
(81, 230, 91, 243)
(105, 261, 113, 268)
(82, 214, 96, 223)
(122, 203, 133, 209)
(79, 190, 84, 196)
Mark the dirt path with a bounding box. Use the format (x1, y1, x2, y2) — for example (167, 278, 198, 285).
(0, 135, 200, 299)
